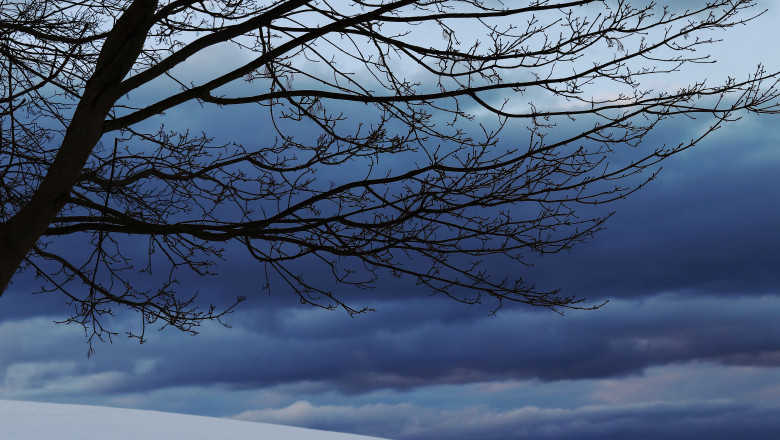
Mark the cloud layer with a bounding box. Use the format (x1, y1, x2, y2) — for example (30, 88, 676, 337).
(2, 2, 780, 439)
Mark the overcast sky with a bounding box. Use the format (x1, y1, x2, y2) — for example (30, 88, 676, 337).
(2, 2, 780, 439)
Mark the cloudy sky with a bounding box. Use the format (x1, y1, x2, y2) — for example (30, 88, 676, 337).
(2, 2, 780, 439)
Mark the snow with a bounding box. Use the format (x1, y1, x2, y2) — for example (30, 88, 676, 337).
(0, 400, 390, 440)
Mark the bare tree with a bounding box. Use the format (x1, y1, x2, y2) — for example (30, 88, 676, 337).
(0, 0, 778, 345)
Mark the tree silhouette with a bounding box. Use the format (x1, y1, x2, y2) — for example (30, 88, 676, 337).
(1, 0, 778, 345)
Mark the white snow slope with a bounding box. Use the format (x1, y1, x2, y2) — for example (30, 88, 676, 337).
(0, 400, 390, 440)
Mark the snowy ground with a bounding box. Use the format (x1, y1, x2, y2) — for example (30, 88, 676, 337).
(0, 400, 389, 440)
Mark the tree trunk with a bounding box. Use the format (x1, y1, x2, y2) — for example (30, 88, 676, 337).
(0, 0, 157, 297)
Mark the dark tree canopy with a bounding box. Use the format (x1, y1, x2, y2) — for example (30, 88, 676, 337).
(0, 0, 778, 345)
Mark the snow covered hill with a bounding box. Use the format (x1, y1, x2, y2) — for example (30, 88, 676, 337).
(0, 400, 389, 440)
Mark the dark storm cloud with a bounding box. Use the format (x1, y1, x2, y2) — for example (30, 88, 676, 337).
(2, 109, 779, 400)
(7, 70, 776, 330)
